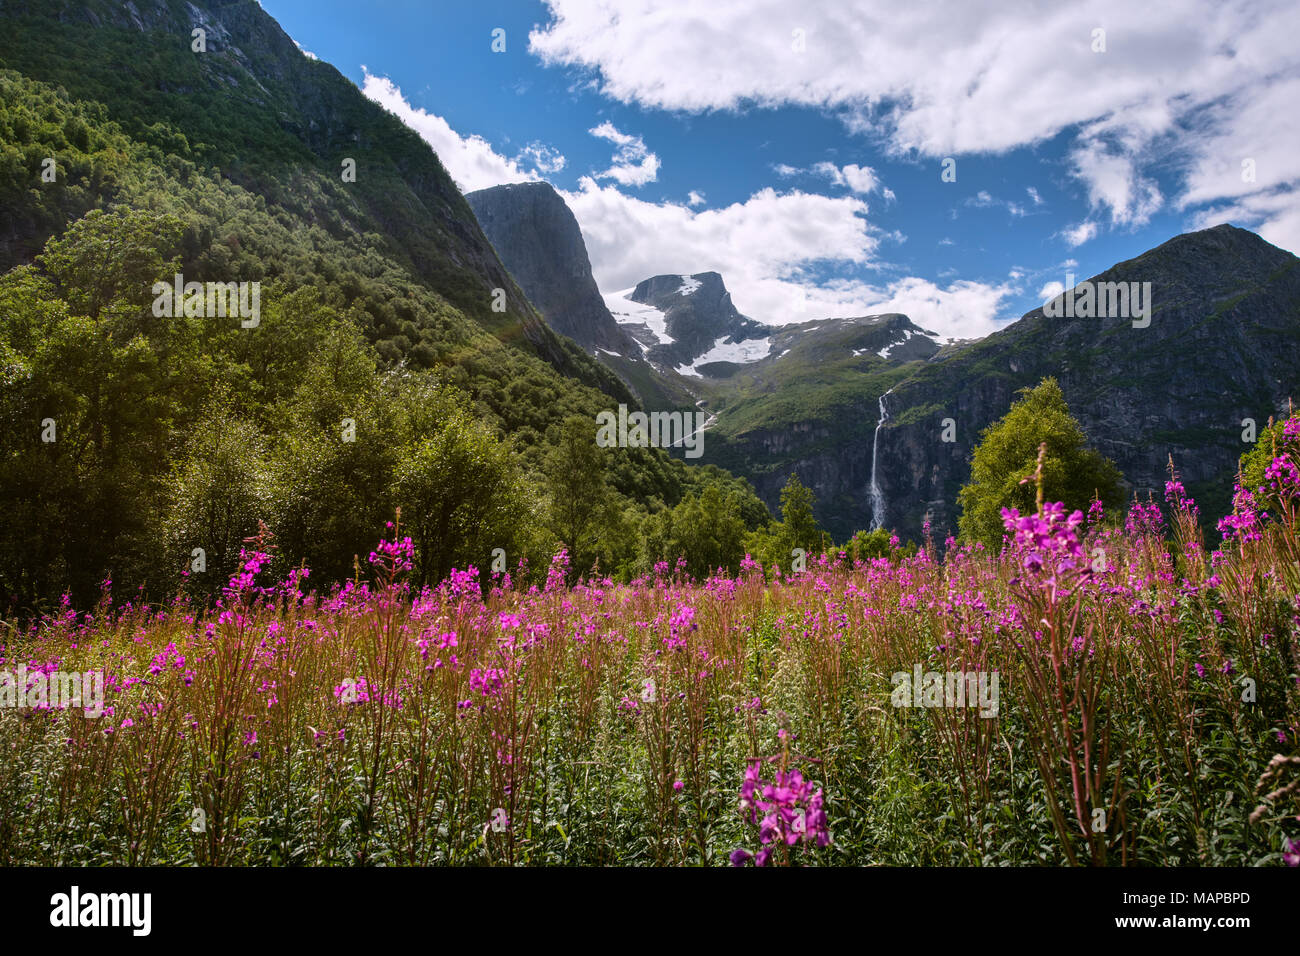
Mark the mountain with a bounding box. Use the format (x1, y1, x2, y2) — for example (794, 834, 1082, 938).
(5, 0, 1293, 580)
(457, 173, 1299, 547)
(465, 182, 640, 356)
(693, 313, 941, 535)
(764, 313, 941, 367)
(598, 272, 769, 375)
(0, 0, 774, 606)
(465, 181, 694, 409)
(700, 224, 1300, 542)
(870, 223, 1300, 541)
(0, 0, 636, 402)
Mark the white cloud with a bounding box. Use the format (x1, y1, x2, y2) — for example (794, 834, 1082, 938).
(1060, 220, 1099, 247)
(530, 0, 1300, 251)
(1187, 190, 1300, 256)
(588, 121, 661, 186)
(776, 161, 884, 195)
(964, 190, 1027, 217)
(1174, 72, 1300, 252)
(1069, 138, 1162, 226)
(529, 0, 1292, 153)
(814, 161, 881, 194)
(563, 176, 1011, 338)
(687, 190, 706, 206)
(515, 142, 567, 175)
(362, 65, 1018, 340)
(562, 176, 875, 299)
(869, 276, 1015, 341)
(293, 39, 318, 60)
(360, 71, 544, 191)
(1038, 280, 1066, 302)
(1026, 186, 1044, 206)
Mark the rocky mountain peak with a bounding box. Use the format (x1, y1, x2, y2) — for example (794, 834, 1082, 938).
(466, 181, 642, 357)
(621, 271, 771, 370)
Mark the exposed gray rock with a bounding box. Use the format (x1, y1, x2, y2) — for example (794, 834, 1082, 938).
(466, 182, 642, 357)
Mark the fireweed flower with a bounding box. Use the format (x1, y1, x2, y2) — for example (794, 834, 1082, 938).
(368, 534, 414, 575)
(225, 548, 272, 597)
(1265, 454, 1299, 498)
(657, 604, 697, 652)
(732, 758, 831, 866)
(1165, 478, 1199, 517)
(1000, 502, 1086, 578)
(469, 667, 507, 698)
(1086, 497, 1105, 528)
(1124, 499, 1165, 538)
(1218, 484, 1263, 542)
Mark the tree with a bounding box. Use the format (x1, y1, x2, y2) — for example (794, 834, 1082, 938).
(778, 473, 821, 554)
(162, 405, 272, 598)
(1237, 410, 1298, 515)
(394, 406, 538, 587)
(541, 415, 620, 579)
(0, 210, 187, 608)
(957, 377, 1123, 548)
(641, 479, 748, 578)
(741, 473, 824, 573)
(266, 325, 395, 584)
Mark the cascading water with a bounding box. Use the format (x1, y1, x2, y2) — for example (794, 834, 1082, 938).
(869, 387, 894, 530)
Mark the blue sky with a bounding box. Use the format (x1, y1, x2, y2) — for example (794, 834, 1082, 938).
(261, 0, 1300, 340)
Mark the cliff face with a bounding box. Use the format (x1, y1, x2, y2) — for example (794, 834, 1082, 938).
(702, 225, 1300, 542)
(466, 182, 642, 356)
(873, 224, 1300, 541)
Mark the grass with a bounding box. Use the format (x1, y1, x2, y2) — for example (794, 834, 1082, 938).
(1, 449, 1298, 866)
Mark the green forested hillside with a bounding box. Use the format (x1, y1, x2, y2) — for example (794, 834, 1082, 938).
(0, 4, 772, 611)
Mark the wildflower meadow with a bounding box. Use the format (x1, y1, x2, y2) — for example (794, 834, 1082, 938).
(1, 420, 1298, 868)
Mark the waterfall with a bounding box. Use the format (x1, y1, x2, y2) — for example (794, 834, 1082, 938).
(869, 387, 894, 530)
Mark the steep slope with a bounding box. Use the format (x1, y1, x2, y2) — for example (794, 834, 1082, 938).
(873, 223, 1300, 541)
(464, 181, 695, 409)
(0, 0, 631, 401)
(697, 313, 941, 535)
(0, 0, 782, 608)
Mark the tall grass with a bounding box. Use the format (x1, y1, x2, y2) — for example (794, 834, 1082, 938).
(1, 442, 1297, 866)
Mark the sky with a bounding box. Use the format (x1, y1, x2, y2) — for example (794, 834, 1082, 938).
(261, 0, 1300, 341)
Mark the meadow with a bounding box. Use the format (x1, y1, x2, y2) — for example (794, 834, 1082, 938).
(1, 428, 1298, 867)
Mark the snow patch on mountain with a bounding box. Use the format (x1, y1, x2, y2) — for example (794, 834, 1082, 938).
(875, 328, 940, 359)
(677, 275, 701, 296)
(674, 335, 772, 377)
(603, 288, 675, 347)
